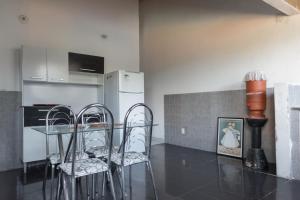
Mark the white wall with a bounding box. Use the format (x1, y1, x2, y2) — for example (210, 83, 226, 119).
(140, 0, 300, 139)
(0, 0, 139, 91)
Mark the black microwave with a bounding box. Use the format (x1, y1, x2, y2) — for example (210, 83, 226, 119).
(69, 52, 104, 74)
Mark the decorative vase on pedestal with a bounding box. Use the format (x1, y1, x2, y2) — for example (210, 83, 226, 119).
(246, 80, 266, 119)
(244, 71, 268, 170)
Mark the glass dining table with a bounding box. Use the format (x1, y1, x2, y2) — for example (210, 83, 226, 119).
(33, 123, 158, 161)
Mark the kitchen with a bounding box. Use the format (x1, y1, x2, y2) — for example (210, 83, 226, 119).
(21, 47, 147, 172)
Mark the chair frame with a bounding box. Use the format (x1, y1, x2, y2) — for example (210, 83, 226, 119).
(81, 109, 108, 199)
(117, 103, 158, 200)
(43, 105, 75, 200)
(59, 103, 117, 200)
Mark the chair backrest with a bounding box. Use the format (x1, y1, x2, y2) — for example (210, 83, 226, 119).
(119, 103, 154, 164)
(46, 105, 75, 161)
(67, 104, 114, 177)
(81, 108, 107, 152)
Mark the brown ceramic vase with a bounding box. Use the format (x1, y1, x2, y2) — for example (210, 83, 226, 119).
(246, 80, 266, 119)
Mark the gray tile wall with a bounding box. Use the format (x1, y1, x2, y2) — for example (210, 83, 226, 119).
(0, 91, 22, 171)
(165, 89, 276, 163)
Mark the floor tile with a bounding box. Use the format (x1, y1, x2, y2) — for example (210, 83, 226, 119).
(262, 180, 300, 200)
(0, 144, 295, 200)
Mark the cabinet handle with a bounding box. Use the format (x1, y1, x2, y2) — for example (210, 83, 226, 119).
(31, 76, 43, 80)
(80, 68, 96, 72)
(38, 109, 59, 112)
(38, 118, 60, 121)
(50, 78, 64, 82)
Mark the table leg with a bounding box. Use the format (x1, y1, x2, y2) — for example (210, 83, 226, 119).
(57, 135, 65, 161)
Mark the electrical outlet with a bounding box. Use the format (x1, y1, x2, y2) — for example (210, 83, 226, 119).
(181, 127, 186, 135)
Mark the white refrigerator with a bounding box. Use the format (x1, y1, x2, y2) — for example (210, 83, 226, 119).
(104, 70, 145, 152)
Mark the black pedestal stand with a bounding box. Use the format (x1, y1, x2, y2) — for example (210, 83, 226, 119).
(245, 118, 268, 170)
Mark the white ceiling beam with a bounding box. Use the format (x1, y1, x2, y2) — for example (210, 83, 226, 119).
(262, 0, 300, 15)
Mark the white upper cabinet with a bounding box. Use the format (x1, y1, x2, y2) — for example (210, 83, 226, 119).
(21, 46, 103, 85)
(47, 48, 69, 83)
(22, 46, 47, 82)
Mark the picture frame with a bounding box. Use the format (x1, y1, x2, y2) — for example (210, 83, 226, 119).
(217, 117, 244, 159)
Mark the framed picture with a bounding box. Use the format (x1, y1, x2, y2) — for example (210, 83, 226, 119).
(217, 117, 244, 158)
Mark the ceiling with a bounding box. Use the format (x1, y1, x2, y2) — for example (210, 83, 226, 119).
(262, 0, 300, 15)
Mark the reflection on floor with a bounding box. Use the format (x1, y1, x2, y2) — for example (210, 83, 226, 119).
(0, 144, 299, 200)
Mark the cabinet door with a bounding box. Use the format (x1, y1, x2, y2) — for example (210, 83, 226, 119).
(22, 46, 47, 82)
(47, 48, 69, 83)
(69, 52, 104, 74)
(23, 127, 46, 162)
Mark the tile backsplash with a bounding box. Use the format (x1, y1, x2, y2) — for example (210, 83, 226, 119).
(164, 89, 275, 163)
(0, 91, 22, 171)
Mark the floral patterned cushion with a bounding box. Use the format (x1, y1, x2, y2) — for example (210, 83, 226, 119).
(59, 158, 108, 178)
(110, 152, 148, 166)
(87, 146, 119, 158)
(49, 152, 89, 165)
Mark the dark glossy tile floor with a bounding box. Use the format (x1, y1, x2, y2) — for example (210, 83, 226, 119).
(0, 144, 299, 200)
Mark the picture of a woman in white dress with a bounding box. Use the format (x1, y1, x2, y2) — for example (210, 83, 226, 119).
(220, 122, 240, 148)
(217, 118, 244, 158)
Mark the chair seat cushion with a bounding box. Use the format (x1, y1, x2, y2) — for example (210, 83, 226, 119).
(87, 146, 119, 158)
(49, 152, 89, 165)
(110, 152, 148, 166)
(59, 158, 108, 178)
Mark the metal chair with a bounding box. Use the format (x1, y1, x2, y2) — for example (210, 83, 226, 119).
(80, 109, 110, 199)
(43, 105, 89, 200)
(112, 103, 158, 200)
(57, 104, 117, 200)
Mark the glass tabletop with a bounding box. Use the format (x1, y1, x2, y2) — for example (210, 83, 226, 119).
(33, 123, 158, 135)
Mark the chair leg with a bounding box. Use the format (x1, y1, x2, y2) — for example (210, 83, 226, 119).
(62, 173, 70, 200)
(95, 174, 99, 199)
(86, 176, 90, 200)
(101, 172, 106, 198)
(92, 174, 95, 200)
(108, 170, 117, 200)
(56, 171, 62, 200)
(43, 160, 49, 199)
(120, 166, 126, 200)
(146, 161, 158, 200)
(77, 178, 83, 200)
(71, 177, 76, 200)
(50, 164, 55, 200)
(116, 167, 123, 189)
(129, 165, 132, 200)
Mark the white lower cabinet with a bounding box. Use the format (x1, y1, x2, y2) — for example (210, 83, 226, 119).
(23, 127, 47, 163)
(23, 127, 71, 164)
